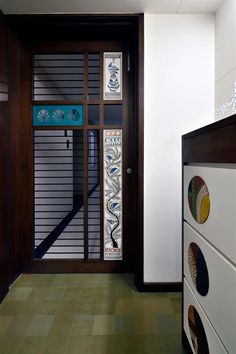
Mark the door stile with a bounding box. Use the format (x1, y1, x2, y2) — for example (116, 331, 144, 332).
(83, 127, 89, 260)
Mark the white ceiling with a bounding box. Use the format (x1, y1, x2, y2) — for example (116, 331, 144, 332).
(0, 0, 223, 14)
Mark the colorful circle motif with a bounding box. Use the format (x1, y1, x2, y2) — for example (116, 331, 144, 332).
(188, 305, 209, 354)
(188, 176, 210, 224)
(188, 242, 209, 296)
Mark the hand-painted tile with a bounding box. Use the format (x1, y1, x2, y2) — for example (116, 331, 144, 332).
(33, 105, 83, 126)
(104, 52, 122, 100)
(103, 129, 122, 260)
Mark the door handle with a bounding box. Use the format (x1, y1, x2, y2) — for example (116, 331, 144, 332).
(126, 168, 133, 175)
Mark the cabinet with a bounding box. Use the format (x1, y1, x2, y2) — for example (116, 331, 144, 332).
(182, 116, 236, 353)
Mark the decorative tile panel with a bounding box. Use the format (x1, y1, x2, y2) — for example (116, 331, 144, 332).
(103, 129, 122, 260)
(103, 52, 122, 100)
(33, 105, 83, 126)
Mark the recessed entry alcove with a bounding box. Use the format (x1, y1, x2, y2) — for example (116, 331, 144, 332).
(0, 13, 144, 297)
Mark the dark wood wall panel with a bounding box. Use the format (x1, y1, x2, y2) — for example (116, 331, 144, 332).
(7, 31, 22, 280)
(0, 12, 10, 301)
(0, 100, 9, 301)
(7, 31, 32, 280)
(0, 12, 30, 301)
(135, 14, 144, 290)
(19, 46, 33, 271)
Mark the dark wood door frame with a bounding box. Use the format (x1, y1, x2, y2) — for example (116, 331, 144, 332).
(5, 14, 144, 289)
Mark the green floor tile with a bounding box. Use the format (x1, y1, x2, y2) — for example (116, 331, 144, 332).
(65, 336, 92, 354)
(56, 299, 78, 315)
(113, 335, 143, 354)
(0, 337, 22, 354)
(88, 335, 115, 354)
(17, 336, 47, 354)
(45, 287, 65, 300)
(135, 315, 158, 335)
(94, 299, 115, 315)
(28, 287, 48, 301)
(92, 315, 116, 335)
(36, 301, 60, 315)
(76, 299, 96, 315)
(4, 315, 33, 337)
(70, 314, 94, 335)
(0, 274, 184, 354)
(81, 287, 102, 298)
(48, 314, 74, 336)
(26, 315, 54, 336)
(40, 336, 68, 354)
(170, 297, 182, 313)
(63, 287, 82, 300)
(156, 314, 180, 335)
(115, 315, 135, 335)
(0, 316, 13, 336)
(5, 287, 33, 302)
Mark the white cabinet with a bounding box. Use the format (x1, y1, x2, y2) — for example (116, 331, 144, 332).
(183, 165, 236, 353)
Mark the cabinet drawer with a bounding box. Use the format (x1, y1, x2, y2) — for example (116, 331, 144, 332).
(184, 165, 236, 264)
(184, 279, 227, 354)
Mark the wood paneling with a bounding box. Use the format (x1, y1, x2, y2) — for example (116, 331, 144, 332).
(20, 45, 33, 271)
(7, 30, 22, 280)
(135, 14, 144, 290)
(0, 12, 10, 301)
(6, 15, 139, 42)
(0, 12, 31, 301)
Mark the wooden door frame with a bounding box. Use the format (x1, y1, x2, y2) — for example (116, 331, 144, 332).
(5, 14, 144, 289)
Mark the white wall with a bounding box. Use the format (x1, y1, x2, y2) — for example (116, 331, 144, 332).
(144, 14, 215, 283)
(215, 0, 236, 120)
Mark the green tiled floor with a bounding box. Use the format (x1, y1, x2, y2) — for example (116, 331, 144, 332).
(0, 274, 185, 354)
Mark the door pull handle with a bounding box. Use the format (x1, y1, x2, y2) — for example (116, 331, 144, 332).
(126, 168, 133, 175)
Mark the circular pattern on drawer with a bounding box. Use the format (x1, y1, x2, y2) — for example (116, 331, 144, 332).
(188, 176, 210, 224)
(188, 242, 209, 296)
(188, 305, 209, 354)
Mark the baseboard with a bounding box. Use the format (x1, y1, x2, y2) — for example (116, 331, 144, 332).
(136, 281, 182, 292)
(0, 285, 9, 303)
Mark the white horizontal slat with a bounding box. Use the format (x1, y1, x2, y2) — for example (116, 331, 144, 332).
(88, 225, 100, 232)
(47, 246, 84, 253)
(35, 170, 73, 177)
(35, 165, 74, 172)
(35, 198, 73, 205)
(35, 211, 68, 218)
(35, 157, 73, 164)
(58, 232, 84, 239)
(35, 205, 72, 212)
(43, 253, 84, 259)
(35, 54, 84, 60)
(53, 240, 84, 246)
(34, 130, 72, 137)
(89, 254, 100, 259)
(35, 177, 73, 184)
